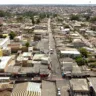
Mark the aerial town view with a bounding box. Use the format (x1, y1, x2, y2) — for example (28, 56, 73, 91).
(0, 1, 96, 96)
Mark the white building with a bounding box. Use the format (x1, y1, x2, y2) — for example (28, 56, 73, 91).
(0, 36, 10, 49)
(60, 50, 80, 58)
(0, 56, 12, 72)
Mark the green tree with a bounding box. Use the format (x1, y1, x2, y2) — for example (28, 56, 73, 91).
(0, 10, 11, 17)
(30, 16, 35, 25)
(70, 14, 80, 21)
(25, 42, 29, 47)
(64, 24, 70, 28)
(16, 16, 23, 22)
(75, 57, 87, 66)
(9, 31, 16, 39)
(79, 48, 88, 58)
(90, 16, 96, 23)
(36, 18, 40, 24)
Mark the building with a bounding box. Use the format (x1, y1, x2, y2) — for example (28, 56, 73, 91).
(61, 59, 82, 77)
(0, 36, 10, 49)
(41, 57, 50, 65)
(11, 82, 41, 96)
(33, 54, 45, 61)
(33, 30, 47, 35)
(0, 56, 12, 72)
(0, 82, 13, 96)
(87, 78, 96, 96)
(14, 36, 22, 42)
(69, 79, 89, 96)
(2, 47, 11, 56)
(72, 38, 86, 48)
(60, 49, 80, 58)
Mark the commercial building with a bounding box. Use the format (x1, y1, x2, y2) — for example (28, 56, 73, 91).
(69, 79, 89, 96)
(11, 82, 41, 96)
(60, 48, 80, 58)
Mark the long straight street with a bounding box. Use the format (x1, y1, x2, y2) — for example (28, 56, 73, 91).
(48, 18, 62, 78)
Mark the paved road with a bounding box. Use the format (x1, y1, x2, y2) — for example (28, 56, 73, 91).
(48, 18, 61, 78)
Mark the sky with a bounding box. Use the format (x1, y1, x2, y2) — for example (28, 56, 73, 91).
(0, 0, 96, 5)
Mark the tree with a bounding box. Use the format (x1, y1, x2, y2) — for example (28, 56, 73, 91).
(70, 14, 80, 21)
(75, 57, 87, 66)
(90, 16, 96, 23)
(25, 42, 29, 47)
(16, 16, 23, 22)
(36, 18, 40, 24)
(9, 31, 16, 39)
(0, 10, 11, 17)
(64, 24, 70, 28)
(30, 16, 35, 25)
(79, 48, 88, 58)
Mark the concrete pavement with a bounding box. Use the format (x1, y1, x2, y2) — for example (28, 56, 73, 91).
(48, 18, 62, 78)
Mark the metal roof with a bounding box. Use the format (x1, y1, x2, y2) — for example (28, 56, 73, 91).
(11, 82, 41, 96)
(0, 56, 11, 69)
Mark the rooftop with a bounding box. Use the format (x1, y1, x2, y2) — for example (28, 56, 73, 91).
(33, 54, 45, 61)
(11, 82, 41, 96)
(70, 79, 89, 92)
(87, 77, 96, 93)
(0, 56, 12, 70)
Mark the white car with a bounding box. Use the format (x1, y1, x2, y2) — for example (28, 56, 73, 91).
(50, 49, 53, 54)
(57, 91, 61, 96)
(57, 88, 61, 96)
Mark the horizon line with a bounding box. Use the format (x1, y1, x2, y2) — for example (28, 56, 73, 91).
(0, 4, 96, 5)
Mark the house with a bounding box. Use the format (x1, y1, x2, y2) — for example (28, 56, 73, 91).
(79, 28, 86, 34)
(61, 58, 81, 77)
(33, 30, 47, 35)
(14, 36, 22, 42)
(72, 38, 86, 48)
(16, 52, 32, 66)
(33, 54, 45, 61)
(62, 28, 70, 34)
(2, 47, 11, 56)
